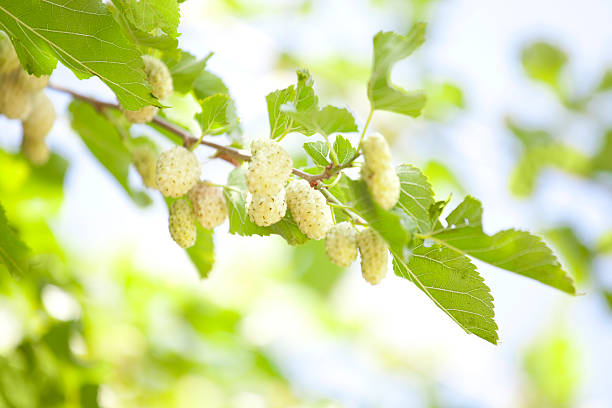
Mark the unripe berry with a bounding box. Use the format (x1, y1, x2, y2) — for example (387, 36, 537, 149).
(246, 139, 293, 195)
(132, 145, 158, 188)
(0, 34, 20, 73)
(16, 70, 49, 93)
(286, 179, 333, 240)
(357, 228, 388, 285)
(325, 222, 358, 267)
(123, 105, 159, 123)
(188, 181, 228, 229)
(22, 92, 55, 140)
(361, 166, 400, 210)
(0, 78, 32, 119)
(247, 190, 287, 227)
(361, 133, 399, 210)
(142, 55, 173, 100)
(362, 132, 393, 171)
(156, 146, 201, 198)
(168, 199, 196, 248)
(21, 137, 49, 165)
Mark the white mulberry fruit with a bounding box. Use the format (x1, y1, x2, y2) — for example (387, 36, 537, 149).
(0, 34, 20, 73)
(142, 55, 173, 100)
(362, 133, 393, 170)
(361, 133, 400, 210)
(0, 78, 32, 119)
(16, 70, 49, 93)
(361, 166, 400, 210)
(123, 105, 159, 124)
(20, 92, 54, 165)
(168, 198, 196, 248)
(132, 145, 157, 188)
(156, 146, 201, 198)
(247, 190, 287, 227)
(286, 179, 333, 240)
(188, 181, 228, 229)
(357, 228, 388, 285)
(246, 139, 293, 195)
(121, 56, 171, 123)
(21, 138, 49, 165)
(325, 222, 358, 267)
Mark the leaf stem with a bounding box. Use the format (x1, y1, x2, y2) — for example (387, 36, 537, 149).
(357, 108, 374, 152)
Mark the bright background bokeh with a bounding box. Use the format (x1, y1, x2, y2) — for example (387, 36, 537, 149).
(1, 0, 611, 407)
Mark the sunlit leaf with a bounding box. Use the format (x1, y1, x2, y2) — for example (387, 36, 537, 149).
(393, 244, 498, 344)
(69, 101, 152, 206)
(303, 141, 329, 166)
(0, 0, 158, 109)
(0, 202, 30, 277)
(427, 196, 576, 294)
(367, 24, 426, 116)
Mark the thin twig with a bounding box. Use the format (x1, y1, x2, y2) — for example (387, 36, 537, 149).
(48, 83, 353, 185)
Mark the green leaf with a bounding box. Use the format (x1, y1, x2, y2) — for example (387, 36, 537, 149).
(329, 176, 410, 253)
(69, 101, 151, 206)
(292, 239, 344, 296)
(186, 226, 215, 279)
(427, 196, 576, 294)
(303, 141, 329, 166)
(289, 105, 358, 137)
(0, 202, 30, 277)
(114, 0, 179, 38)
(546, 227, 592, 284)
(393, 244, 498, 344)
(596, 230, 612, 254)
(333, 135, 356, 166)
(521, 41, 567, 89)
(196, 94, 238, 135)
(597, 68, 612, 92)
(510, 144, 591, 197)
(0, 0, 158, 110)
(167, 51, 211, 94)
(505, 118, 553, 147)
(266, 69, 319, 139)
(224, 167, 307, 245)
(110, 0, 179, 52)
(592, 129, 612, 173)
(193, 70, 229, 100)
(396, 164, 436, 234)
(367, 24, 427, 116)
(423, 80, 465, 120)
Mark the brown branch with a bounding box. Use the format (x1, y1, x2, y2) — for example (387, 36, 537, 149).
(48, 83, 354, 185)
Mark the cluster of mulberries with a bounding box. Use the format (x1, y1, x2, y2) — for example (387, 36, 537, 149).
(286, 179, 333, 240)
(0, 35, 54, 165)
(122, 55, 173, 123)
(324, 222, 389, 284)
(246, 139, 293, 226)
(156, 146, 201, 198)
(361, 133, 400, 210)
(155, 145, 230, 248)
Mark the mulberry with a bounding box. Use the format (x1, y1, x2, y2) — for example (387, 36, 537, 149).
(325, 222, 358, 267)
(246, 139, 293, 195)
(286, 179, 332, 240)
(357, 228, 388, 285)
(247, 189, 287, 227)
(188, 181, 228, 229)
(168, 198, 196, 248)
(156, 146, 201, 198)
